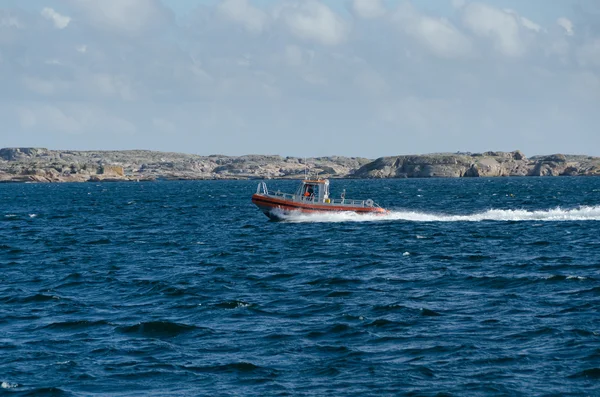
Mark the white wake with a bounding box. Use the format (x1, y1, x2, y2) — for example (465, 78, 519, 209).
(276, 206, 600, 223)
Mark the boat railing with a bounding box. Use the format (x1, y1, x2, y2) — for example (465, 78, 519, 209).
(256, 182, 268, 195)
(261, 189, 297, 201)
(327, 198, 367, 206)
(276, 192, 296, 201)
(267, 192, 378, 207)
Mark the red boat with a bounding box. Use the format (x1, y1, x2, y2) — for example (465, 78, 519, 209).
(252, 179, 388, 220)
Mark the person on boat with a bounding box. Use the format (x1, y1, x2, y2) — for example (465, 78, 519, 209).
(304, 185, 314, 200)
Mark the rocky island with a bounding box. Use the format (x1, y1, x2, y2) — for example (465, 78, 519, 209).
(1, 148, 599, 183)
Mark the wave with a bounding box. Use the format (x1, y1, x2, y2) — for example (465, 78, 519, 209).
(277, 206, 600, 223)
(568, 368, 600, 379)
(117, 321, 200, 338)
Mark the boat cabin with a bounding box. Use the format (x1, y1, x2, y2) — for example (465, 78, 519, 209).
(295, 179, 330, 203)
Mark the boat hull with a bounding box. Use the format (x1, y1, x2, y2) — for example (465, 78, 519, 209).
(252, 194, 387, 220)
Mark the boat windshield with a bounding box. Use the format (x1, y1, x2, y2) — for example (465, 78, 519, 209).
(294, 180, 330, 202)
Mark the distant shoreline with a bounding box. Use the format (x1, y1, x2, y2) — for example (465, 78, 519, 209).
(1, 148, 599, 183)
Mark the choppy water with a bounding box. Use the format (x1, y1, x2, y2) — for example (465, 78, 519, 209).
(1, 178, 599, 396)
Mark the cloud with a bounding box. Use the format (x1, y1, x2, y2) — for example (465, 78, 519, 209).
(1, 0, 599, 157)
(557, 17, 574, 36)
(392, 2, 472, 59)
(0, 10, 22, 29)
(217, 0, 269, 33)
(41, 8, 71, 29)
(502, 10, 542, 33)
(351, 0, 386, 19)
(462, 2, 529, 57)
(63, 0, 173, 35)
(275, 1, 349, 45)
(0, 10, 24, 46)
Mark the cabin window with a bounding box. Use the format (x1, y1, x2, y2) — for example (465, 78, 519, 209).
(304, 184, 315, 199)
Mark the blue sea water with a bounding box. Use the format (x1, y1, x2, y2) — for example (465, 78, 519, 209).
(1, 177, 599, 396)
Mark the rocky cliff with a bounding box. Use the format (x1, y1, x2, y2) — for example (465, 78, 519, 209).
(0, 148, 370, 182)
(352, 151, 600, 178)
(0, 148, 599, 183)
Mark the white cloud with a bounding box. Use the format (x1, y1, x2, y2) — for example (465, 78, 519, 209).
(217, 0, 268, 33)
(351, 0, 386, 19)
(520, 17, 541, 33)
(392, 2, 472, 59)
(45, 59, 62, 65)
(0, 11, 22, 28)
(462, 2, 526, 57)
(502, 10, 542, 33)
(1, 0, 600, 156)
(64, 0, 172, 35)
(275, 1, 349, 46)
(41, 7, 71, 29)
(557, 17, 574, 36)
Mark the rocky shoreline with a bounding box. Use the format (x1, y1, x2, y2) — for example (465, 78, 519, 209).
(1, 148, 599, 183)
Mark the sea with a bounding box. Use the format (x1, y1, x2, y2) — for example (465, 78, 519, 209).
(1, 177, 599, 396)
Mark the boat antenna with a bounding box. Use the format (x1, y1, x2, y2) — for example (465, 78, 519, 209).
(304, 157, 307, 180)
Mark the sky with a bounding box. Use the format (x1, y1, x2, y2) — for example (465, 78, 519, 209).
(0, 0, 599, 158)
